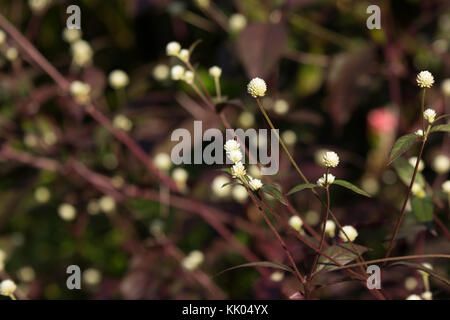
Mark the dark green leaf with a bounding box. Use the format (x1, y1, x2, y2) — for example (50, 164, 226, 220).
(388, 134, 418, 165)
(392, 157, 425, 187)
(333, 180, 371, 197)
(430, 124, 450, 133)
(411, 196, 433, 223)
(215, 261, 294, 278)
(314, 243, 369, 274)
(261, 185, 287, 206)
(287, 183, 316, 195)
(389, 262, 450, 287)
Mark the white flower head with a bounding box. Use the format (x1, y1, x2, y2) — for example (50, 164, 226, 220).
(212, 175, 231, 197)
(317, 173, 335, 187)
(231, 162, 246, 178)
(183, 70, 194, 84)
(325, 220, 336, 238)
(442, 180, 450, 194)
(99, 196, 116, 213)
(406, 294, 422, 300)
(62, 28, 82, 43)
(323, 151, 340, 168)
(179, 49, 190, 62)
(29, 0, 51, 12)
(238, 111, 255, 128)
(282, 130, 297, 146)
(247, 77, 267, 98)
(421, 291, 433, 300)
(248, 176, 263, 191)
(229, 13, 247, 33)
(339, 225, 358, 242)
(423, 108, 436, 124)
(171, 65, 185, 81)
(416, 71, 434, 88)
(113, 114, 133, 132)
(58, 203, 77, 221)
(415, 129, 424, 137)
(154, 152, 172, 171)
(408, 157, 425, 172)
(270, 271, 284, 282)
(34, 186, 51, 203)
(442, 79, 450, 96)
(5, 47, 18, 62)
(152, 64, 169, 81)
(71, 40, 93, 67)
(182, 250, 204, 271)
(166, 41, 181, 56)
(227, 149, 243, 164)
(288, 216, 303, 232)
(232, 185, 248, 203)
(83, 268, 102, 286)
(0, 30, 6, 46)
(224, 139, 240, 153)
(273, 99, 289, 115)
(432, 154, 450, 174)
(108, 70, 129, 89)
(209, 66, 222, 78)
(0, 280, 16, 296)
(70, 80, 91, 104)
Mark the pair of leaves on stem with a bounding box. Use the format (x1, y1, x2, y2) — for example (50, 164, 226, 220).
(287, 180, 371, 198)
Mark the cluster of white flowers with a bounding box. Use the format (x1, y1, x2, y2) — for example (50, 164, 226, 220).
(423, 108, 436, 124)
(247, 77, 267, 98)
(166, 41, 191, 63)
(338, 225, 358, 242)
(323, 151, 340, 168)
(416, 71, 434, 88)
(113, 114, 133, 132)
(70, 80, 91, 104)
(108, 70, 129, 90)
(170, 65, 195, 85)
(0, 279, 16, 297)
(248, 176, 263, 191)
(317, 173, 335, 187)
(182, 250, 204, 271)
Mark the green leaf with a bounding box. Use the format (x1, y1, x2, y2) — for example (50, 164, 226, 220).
(430, 124, 450, 133)
(333, 180, 371, 197)
(261, 185, 287, 206)
(389, 262, 450, 287)
(410, 196, 433, 223)
(287, 183, 316, 195)
(314, 243, 369, 273)
(388, 134, 418, 165)
(221, 181, 243, 188)
(215, 261, 294, 278)
(392, 157, 425, 187)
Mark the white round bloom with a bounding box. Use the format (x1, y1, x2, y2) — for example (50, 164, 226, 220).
(406, 294, 422, 300)
(232, 185, 248, 202)
(224, 139, 240, 153)
(17, 266, 35, 282)
(227, 149, 243, 164)
(229, 13, 247, 33)
(238, 111, 255, 128)
(305, 210, 320, 226)
(415, 129, 424, 137)
(282, 130, 297, 146)
(0, 280, 16, 296)
(0, 250, 6, 262)
(83, 268, 102, 286)
(172, 168, 188, 190)
(323, 151, 339, 168)
(70, 80, 91, 104)
(270, 271, 284, 282)
(34, 186, 50, 203)
(273, 99, 289, 115)
(247, 77, 267, 98)
(421, 291, 433, 300)
(0, 30, 6, 46)
(166, 41, 181, 56)
(28, 0, 51, 12)
(411, 183, 425, 198)
(154, 152, 172, 171)
(339, 225, 358, 242)
(248, 165, 262, 179)
(325, 220, 336, 238)
(99, 196, 116, 213)
(423, 108, 436, 124)
(209, 66, 222, 78)
(62, 28, 82, 43)
(194, 0, 210, 9)
(442, 180, 450, 194)
(58, 203, 77, 221)
(170, 65, 185, 81)
(317, 173, 335, 187)
(231, 162, 246, 178)
(441, 78, 450, 96)
(108, 70, 129, 90)
(432, 154, 450, 174)
(288, 216, 303, 232)
(153, 64, 169, 81)
(248, 176, 263, 191)
(182, 250, 204, 271)
(5, 47, 18, 62)
(212, 175, 231, 197)
(149, 219, 164, 236)
(183, 70, 194, 84)
(113, 114, 133, 132)
(404, 277, 418, 291)
(416, 71, 434, 88)
(408, 157, 425, 172)
(71, 40, 93, 67)
(178, 49, 190, 62)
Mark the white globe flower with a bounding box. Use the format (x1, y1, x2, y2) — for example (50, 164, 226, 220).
(339, 225, 358, 242)
(281, 130, 297, 146)
(171, 65, 185, 81)
(406, 294, 422, 300)
(5, 47, 18, 62)
(154, 152, 172, 171)
(178, 49, 190, 62)
(99, 196, 116, 213)
(183, 70, 194, 84)
(273, 99, 289, 115)
(423, 108, 436, 124)
(172, 168, 188, 190)
(408, 157, 425, 172)
(247, 77, 267, 98)
(238, 111, 255, 128)
(325, 220, 336, 238)
(227, 149, 243, 164)
(229, 13, 247, 33)
(211, 175, 231, 197)
(62, 28, 82, 43)
(58, 203, 77, 221)
(83, 268, 102, 286)
(248, 176, 263, 191)
(404, 277, 418, 291)
(323, 151, 340, 168)
(153, 64, 169, 81)
(113, 114, 133, 132)
(232, 185, 248, 203)
(0, 280, 16, 296)
(182, 250, 204, 271)
(432, 154, 450, 174)
(231, 162, 246, 178)
(71, 40, 93, 67)
(70, 80, 91, 104)
(166, 41, 181, 56)
(442, 180, 450, 194)
(421, 291, 433, 300)
(209, 66, 222, 78)
(416, 71, 434, 88)
(108, 70, 129, 90)
(270, 271, 284, 282)
(288, 216, 303, 232)
(442, 78, 450, 96)
(34, 186, 51, 203)
(224, 139, 240, 153)
(317, 173, 335, 187)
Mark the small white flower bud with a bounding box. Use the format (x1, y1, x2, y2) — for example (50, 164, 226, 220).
(58, 203, 77, 221)
(153, 64, 170, 81)
(17, 266, 35, 282)
(224, 139, 240, 153)
(28, 0, 51, 12)
(406, 294, 422, 300)
(0, 280, 16, 296)
(71, 40, 93, 67)
(317, 173, 335, 187)
(408, 157, 425, 172)
(411, 183, 426, 198)
(108, 70, 129, 90)
(442, 78, 450, 96)
(34, 186, 50, 203)
(423, 108, 436, 124)
(404, 277, 418, 291)
(247, 77, 267, 98)
(229, 14, 247, 33)
(171, 65, 185, 81)
(288, 216, 303, 232)
(209, 66, 222, 78)
(212, 175, 231, 197)
(231, 162, 246, 178)
(178, 49, 190, 62)
(270, 271, 284, 282)
(432, 154, 450, 174)
(282, 130, 297, 146)
(421, 291, 432, 300)
(113, 114, 133, 132)
(323, 151, 340, 168)
(232, 185, 248, 202)
(182, 250, 204, 271)
(339, 225, 358, 242)
(238, 111, 255, 128)
(273, 99, 289, 115)
(325, 220, 336, 238)
(415, 129, 424, 137)
(416, 71, 434, 88)
(87, 200, 100, 215)
(5, 47, 18, 62)
(99, 196, 116, 213)
(442, 180, 450, 194)
(183, 70, 194, 84)
(70, 81, 91, 104)
(248, 176, 262, 191)
(172, 168, 188, 190)
(83, 268, 102, 286)
(227, 149, 243, 164)
(62, 28, 82, 43)
(166, 41, 181, 56)
(154, 152, 172, 171)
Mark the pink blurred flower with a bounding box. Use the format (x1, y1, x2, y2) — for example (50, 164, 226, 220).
(367, 108, 397, 134)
